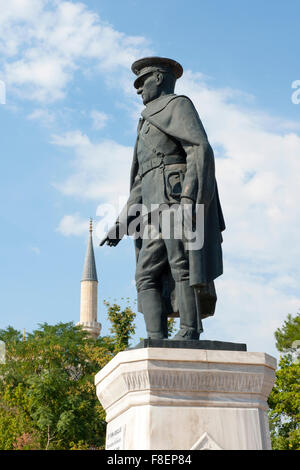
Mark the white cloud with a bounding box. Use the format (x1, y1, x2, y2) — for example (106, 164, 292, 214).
(52, 130, 132, 203)
(0, 0, 151, 102)
(212, 265, 300, 357)
(27, 108, 56, 126)
(90, 110, 109, 130)
(51, 129, 90, 147)
(56, 213, 89, 236)
(56, 213, 112, 247)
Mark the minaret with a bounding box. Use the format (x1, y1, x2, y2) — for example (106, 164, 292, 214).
(77, 219, 101, 339)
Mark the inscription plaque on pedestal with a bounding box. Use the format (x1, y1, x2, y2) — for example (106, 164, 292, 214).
(105, 424, 126, 450)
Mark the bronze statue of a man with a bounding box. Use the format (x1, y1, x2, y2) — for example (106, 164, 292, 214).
(101, 57, 225, 341)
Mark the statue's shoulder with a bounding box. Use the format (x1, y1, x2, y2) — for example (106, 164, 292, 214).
(142, 94, 197, 120)
(168, 94, 193, 103)
(142, 94, 205, 145)
(158, 95, 206, 145)
(166, 94, 197, 113)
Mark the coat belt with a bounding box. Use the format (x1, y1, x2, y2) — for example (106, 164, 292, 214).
(139, 154, 186, 178)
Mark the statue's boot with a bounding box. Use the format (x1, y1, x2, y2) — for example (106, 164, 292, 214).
(172, 280, 201, 340)
(139, 288, 167, 339)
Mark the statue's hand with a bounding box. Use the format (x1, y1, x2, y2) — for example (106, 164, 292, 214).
(99, 223, 123, 247)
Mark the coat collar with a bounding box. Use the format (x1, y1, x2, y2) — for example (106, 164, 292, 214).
(141, 94, 177, 119)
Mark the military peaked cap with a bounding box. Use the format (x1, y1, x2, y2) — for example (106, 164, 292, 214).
(132, 56, 183, 89)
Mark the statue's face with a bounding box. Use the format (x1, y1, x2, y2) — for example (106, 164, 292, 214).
(136, 73, 161, 105)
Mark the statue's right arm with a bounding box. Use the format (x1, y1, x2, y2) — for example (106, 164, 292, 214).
(100, 173, 142, 247)
(99, 223, 123, 246)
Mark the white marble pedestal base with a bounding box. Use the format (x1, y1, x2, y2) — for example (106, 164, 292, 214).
(95, 348, 276, 450)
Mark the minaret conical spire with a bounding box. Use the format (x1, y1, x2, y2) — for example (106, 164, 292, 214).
(81, 218, 98, 282)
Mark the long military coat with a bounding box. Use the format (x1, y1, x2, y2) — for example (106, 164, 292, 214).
(120, 94, 225, 319)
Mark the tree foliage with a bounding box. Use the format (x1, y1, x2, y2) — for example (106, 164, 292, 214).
(274, 313, 300, 353)
(104, 299, 136, 353)
(268, 312, 300, 450)
(0, 301, 137, 450)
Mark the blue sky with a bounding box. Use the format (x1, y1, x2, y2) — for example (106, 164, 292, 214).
(0, 0, 299, 359)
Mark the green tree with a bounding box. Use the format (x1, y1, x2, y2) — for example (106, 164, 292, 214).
(0, 301, 137, 450)
(274, 313, 300, 353)
(268, 311, 300, 450)
(103, 299, 136, 353)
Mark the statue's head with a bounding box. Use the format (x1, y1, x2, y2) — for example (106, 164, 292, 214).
(131, 57, 183, 105)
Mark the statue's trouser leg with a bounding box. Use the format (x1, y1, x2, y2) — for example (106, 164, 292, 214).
(138, 288, 166, 339)
(163, 219, 202, 340)
(172, 280, 202, 340)
(136, 235, 168, 339)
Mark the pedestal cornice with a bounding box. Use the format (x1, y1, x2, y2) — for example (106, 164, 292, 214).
(95, 348, 276, 422)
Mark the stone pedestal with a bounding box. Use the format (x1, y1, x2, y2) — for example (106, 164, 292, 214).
(95, 347, 276, 450)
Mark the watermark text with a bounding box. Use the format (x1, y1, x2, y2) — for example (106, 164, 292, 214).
(0, 80, 6, 104)
(291, 80, 300, 104)
(95, 199, 205, 250)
